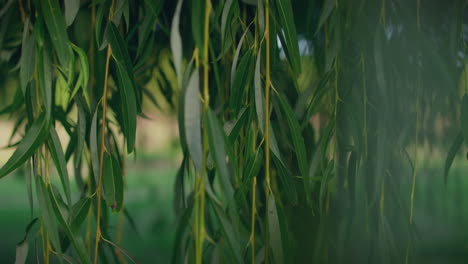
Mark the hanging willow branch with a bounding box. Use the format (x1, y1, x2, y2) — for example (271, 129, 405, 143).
(0, 0, 466, 263)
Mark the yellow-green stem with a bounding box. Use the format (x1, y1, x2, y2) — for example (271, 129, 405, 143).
(195, 1, 212, 263)
(264, 0, 271, 261)
(116, 143, 126, 262)
(250, 177, 257, 264)
(86, 174, 93, 254)
(93, 40, 113, 264)
(45, 231, 50, 264)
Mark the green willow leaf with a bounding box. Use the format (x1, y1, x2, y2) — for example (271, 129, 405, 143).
(316, 0, 335, 34)
(230, 27, 251, 88)
(55, 72, 70, 111)
(257, 0, 265, 35)
(37, 48, 53, 118)
(70, 197, 91, 234)
(95, 2, 107, 49)
(210, 202, 243, 264)
(90, 109, 100, 183)
(273, 155, 298, 205)
(112, 0, 126, 27)
(46, 180, 91, 264)
(70, 43, 91, 107)
(64, 0, 80, 26)
(48, 127, 72, 206)
(0, 88, 23, 115)
(184, 69, 203, 174)
(74, 98, 87, 167)
(226, 107, 250, 143)
(106, 22, 134, 78)
(230, 49, 254, 110)
(107, 23, 137, 152)
(103, 153, 124, 212)
(254, 50, 264, 130)
(275, 0, 301, 73)
(221, 0, 235, 44)
(20, 18, 35, 95)
(191, 0, 206, 58)
(114, 64, 138, 153)
(15, 218, 38, 264)
(276, 92, 308, 178)
(444, 131, 463, 185)
(268, 195, 284, 264)
(171, 197, 193, 264)
(0, 114, 49, 179)
(136, 8, 156, 60)
(308, 123, 334, 195)
(41, 0, 72, 67)
(35, 178, 63, 262)
(15, 239, 29, 264)
(143, 0, 164, 18)
(171, 0, 184, 86)
(319, 161, 333, 213)
(34, 16, 45, 48)
(205, 109, 234, 201)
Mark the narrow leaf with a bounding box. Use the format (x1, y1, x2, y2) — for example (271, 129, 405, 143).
(46, 180, 91, 264)
(211, 202, 243, 264)
(275, 0, 301, 73)
(107, 23, 137, 152)
(0, 114, 49, 179)
(221, 0, 235, 44)
(70, 43, 91, 107)
(15, 240, 28, 264)
(37, 49, 53, 118)
(276, 92, 308, 178)
(184, 69, 203, 173)
(316, 0, 335, 33)
(205, 109, 234, 201)
(191, 0, 206, 58)
(35, 178, 63, 261)
(64, 0, 80, 26)
(268, 195, 284, 264)
(48, 127, 72, 206)
(15, 218, 38, 264)
(41, 0, 72, 67)
(90, 109, 100, 183)
(70, 197, 91, 233)
(20, 19, 35, 95)
(143, 0, 164, 17)
(171, 0, 184, 86)
(230, 49, 254, 110)
(114, 63, 138, 153)
(103, 153, 124, 212)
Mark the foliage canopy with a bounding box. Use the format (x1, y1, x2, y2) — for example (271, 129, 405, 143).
(0, 0, 467, 263)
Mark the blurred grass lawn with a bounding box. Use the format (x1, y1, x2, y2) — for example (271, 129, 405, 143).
(0, 152, 179, 263)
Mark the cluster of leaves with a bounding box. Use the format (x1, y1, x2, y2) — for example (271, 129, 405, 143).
(0, 0, 171, 263)
(0, 0, 467, 263)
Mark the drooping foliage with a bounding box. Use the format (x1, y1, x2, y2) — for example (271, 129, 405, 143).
(0, 0, 467, 263)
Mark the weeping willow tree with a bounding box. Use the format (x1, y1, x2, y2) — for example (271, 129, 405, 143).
(0, 0, 467, 263)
